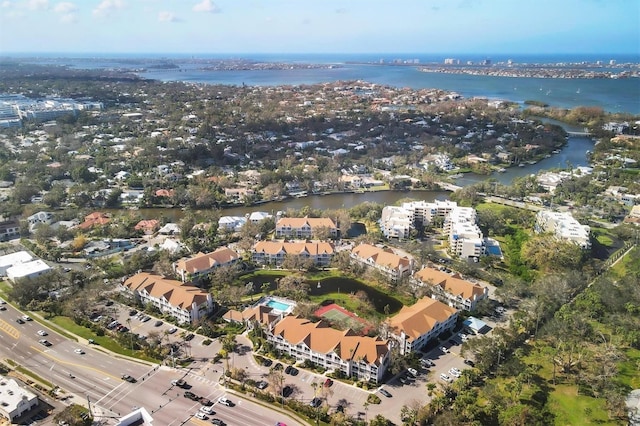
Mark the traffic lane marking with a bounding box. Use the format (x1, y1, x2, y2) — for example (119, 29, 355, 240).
(30, 345, 121, 381)
(0, 318, 20, 339)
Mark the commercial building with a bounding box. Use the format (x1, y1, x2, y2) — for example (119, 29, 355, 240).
(122, 273, 215, 324)
(7, 259, 51, 282)
(267, 315, 390, 383)
(252, 240, 334, 267)
(534, 210, 591, 249)
(174, 246, 240, 282)
(0, 376, 39, 422)
(350, 243, 413, 281)
(413, 267, 489, 311)
(0, 251, 33, 276)
(387, 297, 458, 355)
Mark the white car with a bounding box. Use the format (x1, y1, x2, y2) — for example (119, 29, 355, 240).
(459, 333, 468, 341)
(407, 367, 418, 377)
(37, 330, 48, 336)
(440, 373, 452, 382)
(200, 405, 216, 415)
(449, 368, 461, 378)
(22, 315, 32, 321)
(194, 412, 207, 420)
(217, 397, 233, 407)
(74, 348, 85, 355)
(440, 346, 449, 353)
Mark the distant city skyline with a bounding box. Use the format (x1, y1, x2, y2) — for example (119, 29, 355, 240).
(0, 0, 638, 56)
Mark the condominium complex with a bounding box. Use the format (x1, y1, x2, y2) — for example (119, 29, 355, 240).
(534, 210, 591, 249)
(174, 246, 240, 282)
(252, 240, 335, 267)
(267, 315, 390, 383)
(413, 267, 489, 311)
(122, 273, 215, 324)
(350, 243, 413, 281)
(387, 297, 458, 355)
(275, 216, 338, 239)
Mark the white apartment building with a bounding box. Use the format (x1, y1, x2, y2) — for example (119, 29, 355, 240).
(444, 207, 485, 259)
(122, 273, 215, 324)
(535, 210, 591, 249)
(380, 206, 413, 239)
(267, 316, 390, 383)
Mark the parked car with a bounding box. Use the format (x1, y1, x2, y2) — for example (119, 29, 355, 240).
(324, 378, 333, 387)
(262, 358, 273, 367)
(449, 368, 461, 378)
(167, 327, 178, 334)
(0, 305, 5, 311)
(154, 320, 163, 327)
(440, 373, 452, 382)
(199, 398, 211, 406)
(379, 388, 392, 398)
(184, 391, 198, 400)
(284, 365, 293, 374)
(463, 359, 475, 367)
(184, 333, 195, 341)
(440, 346, 449, 353)
(255, 380, 268, 390)
(273, 363, 283, 371)
(407, 367, 418, 377)
(309, 397, 322, 408)
(281, 385, 293, 397)
(194, 412, 207, 420)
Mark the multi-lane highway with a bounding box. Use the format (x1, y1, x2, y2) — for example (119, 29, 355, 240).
(0, 301, 302, 425)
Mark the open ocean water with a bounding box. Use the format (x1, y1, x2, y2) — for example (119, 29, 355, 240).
(12, 52, 640, 113)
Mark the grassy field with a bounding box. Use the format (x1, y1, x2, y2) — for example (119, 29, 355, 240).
(548, 385, 618, 425)
(610, 246, 638, 277)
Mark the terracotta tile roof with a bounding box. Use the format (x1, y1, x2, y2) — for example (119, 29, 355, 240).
(253, 240, 334, 256)
(276, 216, 337, 230)
(134, 219, 159, 231)
(271, 316, 388, 366)
(414, 267, 486, 300)
(240, 305, 281, 326)
(123, 272, 209, 311)
(175, 246, 239, 274)
(388, 297, 457, 341)
(77, 212, 110, 230)
(155, 189, 174, 197)
(351, 243, 411, 270)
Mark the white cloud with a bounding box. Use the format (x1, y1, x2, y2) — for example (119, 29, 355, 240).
(193, 0, 219, 14)
(60, 13, 77, 23)
(54, 2, 76, 14)
(1, 1, 12, 8)
(27, 0, 48, 10)
(93, 0, 124, 17)
(158, 11, 180, 23)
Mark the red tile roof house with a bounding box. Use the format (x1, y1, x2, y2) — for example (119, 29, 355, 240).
(122, 272, 215, 325)
(77, 212, 110, 230)
(275, 216, 338, 239)
(173, 246, 240, 282)
(251, 240, 335, 267)
(134, 219, 160, 235)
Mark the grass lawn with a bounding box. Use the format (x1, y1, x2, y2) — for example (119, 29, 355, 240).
(549, 385, 618, 425)
(610, 246, 638, 278)
(590, 227, 615, 247)
(48, 316, 158, 363)
(617, 347, 640, 389)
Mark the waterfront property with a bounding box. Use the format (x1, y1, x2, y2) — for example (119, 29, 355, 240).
(266, 315, 390, 383)
(413, 267, 489, 311)
(387, 297, 458, 355)
(252, 240, 334, 267)
(122, 272, 215, 324)
(444, 207, 485, 259)
(275, 216, 338, 239)
(174, 246, 240, 282)
(534, 210, 591, 249)
(350, 243, 413, 282)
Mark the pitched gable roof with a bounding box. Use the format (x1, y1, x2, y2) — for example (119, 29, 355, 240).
(253, 240, 335, 256)
(388, 297, 457, 341)
(271, 316, 388, 366)
(175, 246, 239, 274)
(351, 243, 411, 270)
(123, 272, 209, 311)
(414, 267, 486, 300)
(276, 216, 337, 230)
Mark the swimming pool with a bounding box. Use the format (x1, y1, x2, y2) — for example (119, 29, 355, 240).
(266, 299, 292, 312)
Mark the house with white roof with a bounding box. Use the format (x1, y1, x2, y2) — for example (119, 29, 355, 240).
(0, 376, 39, 422)
(0, 251, 33, 276)
(7, 259, 51, 282)
(218, 216, 247, 232)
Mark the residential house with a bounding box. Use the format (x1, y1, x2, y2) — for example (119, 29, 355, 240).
(134, 219, 159, 235)
(224, 187, 255, 203)
(174, 246, 240, 282)
(77, 212, 110, 231)
(252, 240, 334, 267)
(27, 211, 54, 230)
(387, 297, 458, 355)
(248, 211, 273, 224)
(350, 243, 413, 281)
(413, 267, 489, 311)
(267, 316, 390, 383)
(122, 272, 214, 324)
(0, 218, 19, 241)
(218, 216, 247, 232)
(275, 216, 337, 239)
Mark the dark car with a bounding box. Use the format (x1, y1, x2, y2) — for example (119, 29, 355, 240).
(463, 359, 476, 367)
(211, 419, 225, 426)
(273, 363, 283, 371)
(129, 309, 138, 316)
(284, 365, 292, 374)
(184, 391, 198, 401)
(281, 385, 293, 397)
(255, 380, 268, 390)
(289, 367, 299, 376)
(199, 398, 212, 406)
(310, 397, 322, 408)
(379, 388, 392, 398)
(184, 333, 195, 341)
(262, 358, 273, 367)
(39, 339, 52, 347)
(121, 374, 137, 383)
(16, 318, 25, 324)
(171, 379, 187, 388)
(324, 378, 333, 387)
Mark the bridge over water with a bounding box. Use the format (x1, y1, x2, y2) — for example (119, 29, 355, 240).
(566, 131, 592, 137)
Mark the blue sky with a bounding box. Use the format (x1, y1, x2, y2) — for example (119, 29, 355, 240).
(0, 0, 638, 55)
